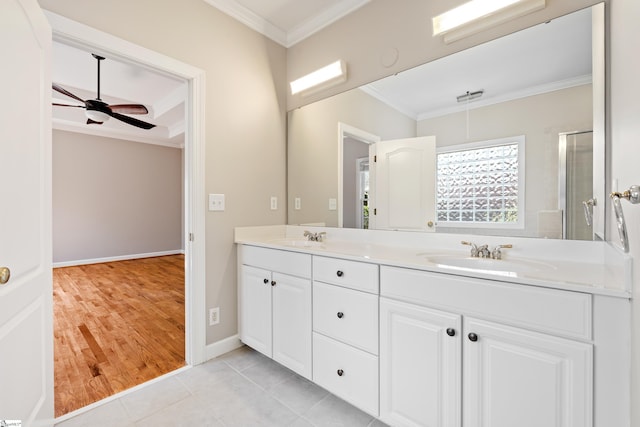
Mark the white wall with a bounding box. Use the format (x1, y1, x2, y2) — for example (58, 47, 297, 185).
(39, 0, 288, 345)
(52, 130, 183, 264)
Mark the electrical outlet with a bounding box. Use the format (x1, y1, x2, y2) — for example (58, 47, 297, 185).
(294, 197, 301, 210)
(209, 307, 220, 326)
(270, 196, 278, 210)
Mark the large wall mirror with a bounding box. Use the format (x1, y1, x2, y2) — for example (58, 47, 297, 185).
(287, 4, 605, 241)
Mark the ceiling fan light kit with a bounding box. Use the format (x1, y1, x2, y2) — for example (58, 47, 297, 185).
(52, 53, 156, 130)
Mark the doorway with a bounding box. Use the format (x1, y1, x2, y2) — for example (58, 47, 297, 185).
(338, 122, 380, 228)
(47, 10, 206, 418)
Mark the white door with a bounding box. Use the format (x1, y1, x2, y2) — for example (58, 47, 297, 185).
(239, 265, 272, 357)
(370, 136, 436, 231)
(379, 298, 461, 427)
(463, 318, 592, 427)
(0, 0, 54, 425)
(272, 273, 311, 379)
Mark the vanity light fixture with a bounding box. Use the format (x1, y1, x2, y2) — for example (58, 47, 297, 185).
(457, 90, 484, 103)
(433, 0, 546, 43)
(290, 60, 347, 96)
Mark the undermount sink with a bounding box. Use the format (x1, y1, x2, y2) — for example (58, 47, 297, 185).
(269, 238, 325, 248)
(424, 255, 556, 275)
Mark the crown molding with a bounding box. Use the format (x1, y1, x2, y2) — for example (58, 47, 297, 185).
(203, 0, 370, 47)
(203, 0, 288, 46)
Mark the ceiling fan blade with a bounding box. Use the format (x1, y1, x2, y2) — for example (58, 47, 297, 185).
(109, 104, 149, 115)
(109, 111, 156, 129)
(52, 83, 86, 104)
(53, 102, 85, 108)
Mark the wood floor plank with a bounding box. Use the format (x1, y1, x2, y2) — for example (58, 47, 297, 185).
(53, 255, 185, 416)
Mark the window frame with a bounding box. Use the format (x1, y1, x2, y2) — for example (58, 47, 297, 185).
(436, 135, 526, 230)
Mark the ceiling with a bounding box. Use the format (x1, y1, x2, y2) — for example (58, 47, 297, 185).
(52, 42, 186, 148)
(360, 6, 592, 120)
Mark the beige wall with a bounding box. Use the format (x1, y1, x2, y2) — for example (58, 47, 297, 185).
(52, 130, 182, 263)
(39, 0, 288, 344)
(418, 85, 592, 238)
(288, 88, 415, 226)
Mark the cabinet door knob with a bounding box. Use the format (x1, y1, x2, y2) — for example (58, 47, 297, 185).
(271, 280, 276, 286)
(263, 278, 269, 284)
(337, 369, 344, 376)
(337, 312, 344, 319)
(468, 332, 478, 342)
(336, 270, 344, 277)
(446, 328, 456, 337)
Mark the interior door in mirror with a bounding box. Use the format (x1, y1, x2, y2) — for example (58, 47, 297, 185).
(370, 136, 436, 231)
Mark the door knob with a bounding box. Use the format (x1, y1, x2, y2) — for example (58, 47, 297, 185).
(0, 267, 10, 285)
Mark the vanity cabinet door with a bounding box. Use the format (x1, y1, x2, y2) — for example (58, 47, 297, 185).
(272, 272, 312, 379)
(380, 298, 462, 427)
(239, 265, 273, 357)
(463, 317, 593, 427)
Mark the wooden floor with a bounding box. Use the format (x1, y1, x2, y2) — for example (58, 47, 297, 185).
(53, 255, 185, 417)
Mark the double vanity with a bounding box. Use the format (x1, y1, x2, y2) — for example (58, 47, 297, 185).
(235, 225, 631, 427)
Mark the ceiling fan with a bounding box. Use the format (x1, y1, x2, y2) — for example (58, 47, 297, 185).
(52, 54, 156, 130)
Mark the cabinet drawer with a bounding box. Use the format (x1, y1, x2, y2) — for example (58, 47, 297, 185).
(313, 256, 379, 293)
(381, 266, 592, 341)
(313, 282, 378, 354)
(241, 245, 311, 278)
(313, 332, 379, 416)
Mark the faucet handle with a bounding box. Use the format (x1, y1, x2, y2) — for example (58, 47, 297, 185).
(461, 241, 478, 257)
(317, 232, 327, 242)
(491, 244, 513, 260)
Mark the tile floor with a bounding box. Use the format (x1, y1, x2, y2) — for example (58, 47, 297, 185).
(55, 346, 390, 427)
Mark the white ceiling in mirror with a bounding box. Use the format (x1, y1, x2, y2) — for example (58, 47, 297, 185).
(52, 41, 186, 147)
(361, 7, 592, 120)
(203, 0, 370, 47)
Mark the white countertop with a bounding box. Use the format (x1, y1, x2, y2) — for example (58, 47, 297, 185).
(235, 225, 632, 298)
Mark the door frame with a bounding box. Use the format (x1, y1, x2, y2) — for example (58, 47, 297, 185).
(337, 122, 380, 228)
(45, 11, 207, 366)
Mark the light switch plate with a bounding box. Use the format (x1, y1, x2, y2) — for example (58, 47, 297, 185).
(270, 196, 278, 210)
(209, 193, 225, 211)
(329, 198, 337, 211)
(294, 197, 301, 210)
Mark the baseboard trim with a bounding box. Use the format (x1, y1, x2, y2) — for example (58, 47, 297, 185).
(53, 250, 184, 268)
(205, 334, 243, 361)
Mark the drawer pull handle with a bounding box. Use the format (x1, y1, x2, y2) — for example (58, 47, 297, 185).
(271, 280, 276, 286)
(336, 270, 344, 277)
(263, 278, 269, 284)
(337, 312, 344, 319)
(446, 328, 456, 337)
(468, 332, 478, 342)
(337, 369, 344, 377)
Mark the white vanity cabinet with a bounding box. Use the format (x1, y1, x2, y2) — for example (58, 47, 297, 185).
(238, 245, 312, 379)
(380, 266, 593, 427)
(311, 256, 380, 416)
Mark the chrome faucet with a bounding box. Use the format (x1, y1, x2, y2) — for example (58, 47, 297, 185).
(462, 241, 510, 259)
(304, 231, 326, 242)
(477, 244, 490, 258)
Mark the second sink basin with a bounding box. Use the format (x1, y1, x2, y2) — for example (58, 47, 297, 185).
(424, 255, 556, 275)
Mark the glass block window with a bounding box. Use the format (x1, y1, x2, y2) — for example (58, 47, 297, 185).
(437, 136, 525, 228)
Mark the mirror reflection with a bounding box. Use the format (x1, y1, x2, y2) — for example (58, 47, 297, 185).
(287, 5, 604, 240)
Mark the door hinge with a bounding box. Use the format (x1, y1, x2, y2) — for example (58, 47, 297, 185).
(374, 208, 377, 215)
(374, 155, 377, 162)
(189, 233, 194, 242)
